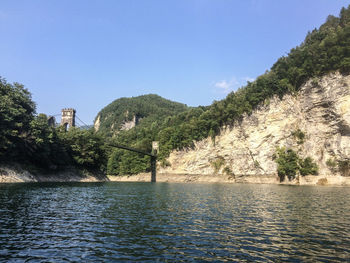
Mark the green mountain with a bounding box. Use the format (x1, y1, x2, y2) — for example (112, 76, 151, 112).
(94, 94, 189, 135)
(105, 5, 350, 175)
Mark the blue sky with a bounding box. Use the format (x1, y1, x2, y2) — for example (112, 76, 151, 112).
(0, 0, 349, 124)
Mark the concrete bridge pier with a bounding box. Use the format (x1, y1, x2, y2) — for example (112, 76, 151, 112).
(151, 156, 156, 182)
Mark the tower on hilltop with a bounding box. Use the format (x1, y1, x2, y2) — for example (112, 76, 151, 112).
(61, 108, 76, 130)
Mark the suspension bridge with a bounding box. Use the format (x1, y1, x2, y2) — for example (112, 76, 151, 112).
(49, 108, 157, 182)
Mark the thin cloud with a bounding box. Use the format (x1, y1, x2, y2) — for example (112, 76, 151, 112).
(213, 77, 254, 95)
(214, 79, 238, 94)
(243, 77, 255, 83)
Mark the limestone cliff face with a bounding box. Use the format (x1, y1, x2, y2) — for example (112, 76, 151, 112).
(94, 115, 101, 131)
(120, 115, 140, 131)
(94, 113, 140, 132)
(159, 72, 350, 179)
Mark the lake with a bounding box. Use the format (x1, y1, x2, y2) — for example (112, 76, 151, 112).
(0, 182, 350, 262)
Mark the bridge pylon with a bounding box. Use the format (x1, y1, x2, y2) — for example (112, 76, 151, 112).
(61, 108, 76, 130)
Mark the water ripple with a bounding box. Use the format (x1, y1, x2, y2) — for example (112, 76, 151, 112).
(0, 182, 350, 262)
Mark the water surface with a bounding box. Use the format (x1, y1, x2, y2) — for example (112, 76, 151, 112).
(0, 182, 350, 262)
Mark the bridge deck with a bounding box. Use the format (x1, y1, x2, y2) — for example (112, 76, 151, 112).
(107, 143, 156, 157)
(107, 143, 157, 182)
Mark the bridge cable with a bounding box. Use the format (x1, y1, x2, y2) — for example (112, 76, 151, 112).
(76, 115, 89, 127)
(75, 119, 85, 128)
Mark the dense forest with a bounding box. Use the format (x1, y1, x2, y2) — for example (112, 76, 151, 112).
(1, 5, 349, 176)
(95, 94, 188, 135)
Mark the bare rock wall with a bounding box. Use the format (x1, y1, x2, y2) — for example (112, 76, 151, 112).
(159, 72, 350, 180)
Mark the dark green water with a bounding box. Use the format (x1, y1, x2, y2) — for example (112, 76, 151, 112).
(0, 182, 350, 262)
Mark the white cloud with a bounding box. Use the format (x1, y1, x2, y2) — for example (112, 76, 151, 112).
(213, 76, 255, 95)
(214, 80, 236, 94)
(243, 77, 255, 83)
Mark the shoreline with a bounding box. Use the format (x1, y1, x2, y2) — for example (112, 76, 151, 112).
(0, 165, 106, 184)
(108, 173, 350, 186)
(1, 165, 350, 186)
(108, 173, 236, 183)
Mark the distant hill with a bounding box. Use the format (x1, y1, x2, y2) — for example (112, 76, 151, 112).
(94, 94, 188, 135)
(79, 125, 93, 130)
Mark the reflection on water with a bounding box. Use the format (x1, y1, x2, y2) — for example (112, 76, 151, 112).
(0, 182, 350, 262)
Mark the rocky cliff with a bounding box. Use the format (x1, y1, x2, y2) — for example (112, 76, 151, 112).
(159, 72, 350, 184)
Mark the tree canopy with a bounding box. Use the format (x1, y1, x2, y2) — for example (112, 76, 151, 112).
(0, 79, 107, 172)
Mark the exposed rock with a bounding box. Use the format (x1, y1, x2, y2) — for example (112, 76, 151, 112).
(94, 115, 101, 131)
(120, 115, 140, 131)
(0, 166, 36, 183)
(159, 72, 350, 182)
(0, 164, 108, 183)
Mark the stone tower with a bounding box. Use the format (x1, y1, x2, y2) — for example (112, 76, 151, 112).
(61, 108, 76, 130)
(47, 116, 56, 127)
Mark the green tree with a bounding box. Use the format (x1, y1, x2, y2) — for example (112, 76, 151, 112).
(107, 149, 124, 175)
(0, 78, 36, 159)
(60, 128, 107, 170)
(274, 147, 300, 181)
(274, 147, 318, 181)
(299, 157, 319, 176)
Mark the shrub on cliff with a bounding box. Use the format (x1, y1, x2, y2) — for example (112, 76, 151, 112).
(327, 158, 350, 176)
(299, 157, 319, 176)
(274, 147, 318, 182)
(274, 148, 300, 181)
